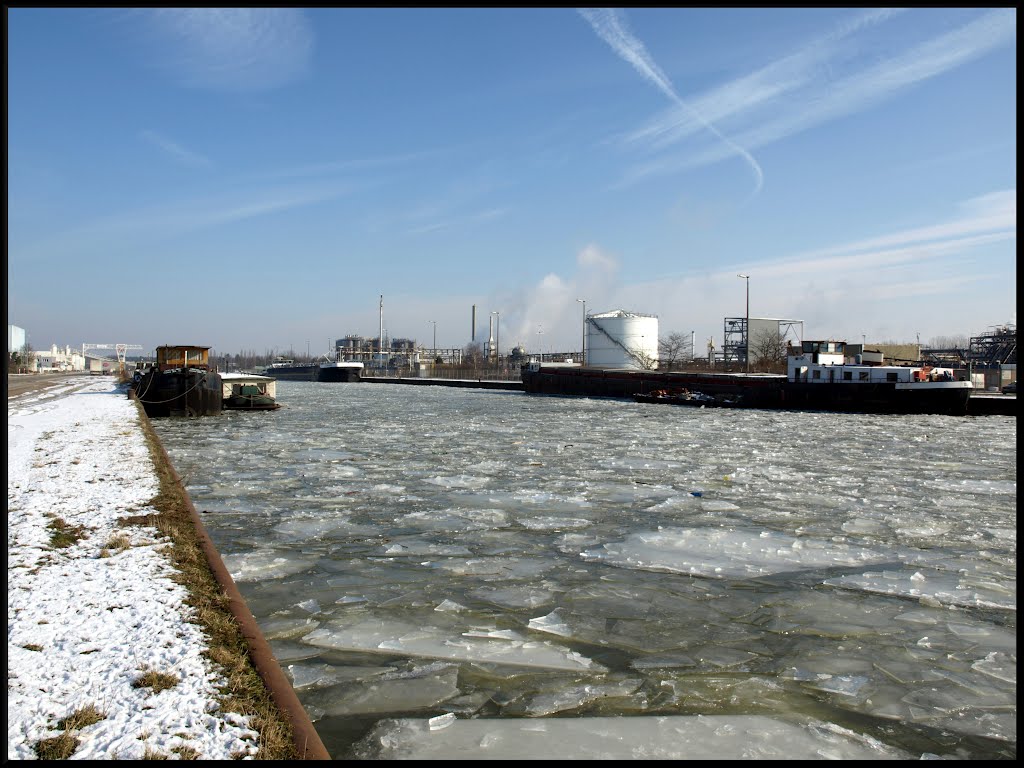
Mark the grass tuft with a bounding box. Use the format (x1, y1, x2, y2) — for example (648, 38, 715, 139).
(132, 669, 180, 693)
(170, 745, 200, 760)
(47, 518, 89, 549)
(104, 532, 134, 552)
(57, 703, 107, 731)
(33, 733, 80, 760)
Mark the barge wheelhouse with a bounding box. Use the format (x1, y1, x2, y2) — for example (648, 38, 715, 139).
(782, 340, 972, 415)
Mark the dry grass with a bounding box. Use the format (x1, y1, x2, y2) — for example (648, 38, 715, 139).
(32, 704, 107, 760)
(46, 518, 89, 549)
(33, 732, 79, 760)
(57, 703, 107, 731)
(104, 532, 134, 552)
(122, 401, 300, 760)
(171, 744, 200, 760)
(133, 669, 180, 694)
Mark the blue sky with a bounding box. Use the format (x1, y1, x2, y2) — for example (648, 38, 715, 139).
(7, 7, 1016, 359)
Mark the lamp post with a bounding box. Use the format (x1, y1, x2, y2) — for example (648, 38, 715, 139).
(490, 311, 500, 365)
(537, 325, 544, 361)
(429, 321, 436, 354)
(737, 274, 750, 373)
(576, 298, 586, 364)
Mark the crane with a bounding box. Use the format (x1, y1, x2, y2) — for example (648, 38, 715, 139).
(82, 343, 144, 375)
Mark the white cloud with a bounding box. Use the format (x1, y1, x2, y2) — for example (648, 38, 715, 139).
(620, 9, 1016, 185)
(145, 8, 314, 91)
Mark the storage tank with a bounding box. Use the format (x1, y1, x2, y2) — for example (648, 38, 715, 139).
(586, 310, 659, 369)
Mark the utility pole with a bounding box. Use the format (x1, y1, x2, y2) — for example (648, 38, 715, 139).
(737, 274, 750, 372)
(491, 311, 500, 365)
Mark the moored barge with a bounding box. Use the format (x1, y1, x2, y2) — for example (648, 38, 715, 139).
(524, 340, 981, 416)
(133, 345, 223, 417)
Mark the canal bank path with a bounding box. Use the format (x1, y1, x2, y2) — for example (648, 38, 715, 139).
(7, 374, 325, 760)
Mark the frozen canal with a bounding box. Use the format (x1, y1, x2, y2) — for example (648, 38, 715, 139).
(150, 381, 1016, 760)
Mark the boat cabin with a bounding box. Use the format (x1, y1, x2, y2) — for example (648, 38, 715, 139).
(219, 372, 280, 410)
(155, 345, 212, 372)
(787, 340, 957, 384)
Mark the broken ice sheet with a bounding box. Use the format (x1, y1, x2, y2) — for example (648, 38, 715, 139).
(824, 568, 1016, 610)
(582, 527, 896, 580)
(222, 548, 318, 582)
(526, 608, 714, 654)
(352, 715, 912, 760)
(425, 557, 555, 578)
(498, 676, 645, 717)
(470, 585, 555, 609)
(286, 662, 395, 691)
(972, 652, 1015, 685)
(301, 665, 461, 718)
(302, 618, 604, 672)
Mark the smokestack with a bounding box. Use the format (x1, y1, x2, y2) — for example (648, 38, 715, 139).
(472, 305, 476, 341)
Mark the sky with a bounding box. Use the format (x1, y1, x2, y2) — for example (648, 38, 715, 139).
(7, 376, 262, 760)
(6, 7, 1017, 360)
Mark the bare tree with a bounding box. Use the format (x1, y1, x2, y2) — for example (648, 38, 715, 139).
(631, 347, 659, 371)
(751, 328, 787, 372)
(927, 334, 969, 349)
(462, 341, 483, 366)
(658, 332, 692, 371)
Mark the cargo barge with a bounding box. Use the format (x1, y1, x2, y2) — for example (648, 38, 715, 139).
(262, 357, 318, 381)
(523, 340, 997, 417)
(133, 345, 223, 417)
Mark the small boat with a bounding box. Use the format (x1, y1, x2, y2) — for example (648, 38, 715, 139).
(220, 372, 281, 411)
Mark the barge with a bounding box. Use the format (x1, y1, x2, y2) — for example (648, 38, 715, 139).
(262, 357, 318, 381)
(524, 340, 984, 417)
(133, 345, 223, 417)
(318, 358, 363, 382)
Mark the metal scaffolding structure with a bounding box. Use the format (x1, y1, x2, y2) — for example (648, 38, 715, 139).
(967, 324, 1016, 368)
(722, 318, 803, 365)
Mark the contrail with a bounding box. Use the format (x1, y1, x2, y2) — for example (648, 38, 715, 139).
(578, 7, 764, 198)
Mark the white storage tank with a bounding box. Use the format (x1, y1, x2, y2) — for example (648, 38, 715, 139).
(586, 310, 659, 369)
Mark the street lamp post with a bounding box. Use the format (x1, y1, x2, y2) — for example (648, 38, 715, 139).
(491, 311, 500, 366)
(429, 321, 436, 355)
(576, 298, 586, 364)
(737, 274, 750, 373)
(537, 325, 544, 361)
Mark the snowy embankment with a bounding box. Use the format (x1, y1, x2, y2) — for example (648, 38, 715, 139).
(7, 376, 261, 760)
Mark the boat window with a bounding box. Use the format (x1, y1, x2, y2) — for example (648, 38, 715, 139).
(858, 371, 869, 381)
(812, 369, 821, 380)
(886, 372, 898, 382)
(843, 371, 853, 381)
